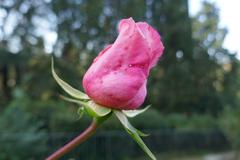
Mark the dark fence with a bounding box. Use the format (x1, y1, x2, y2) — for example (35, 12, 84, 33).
(0, 129, 230, 160)
(46, 129, 230, 160)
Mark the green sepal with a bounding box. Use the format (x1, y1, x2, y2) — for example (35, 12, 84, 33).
(51, 57, 89, 100)
(95, 111, 113, 125)
(114, 110, 149, 137)
(122, 105, 151, 118)
(114, 110, 156, 160)
(85, 100, 112, 117)
(135, 129, 150, 137)
(60, 95, 112, 118)
(77, 107, 85, 119)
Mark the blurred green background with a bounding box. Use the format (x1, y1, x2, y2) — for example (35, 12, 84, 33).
(0, 0, 239, 159)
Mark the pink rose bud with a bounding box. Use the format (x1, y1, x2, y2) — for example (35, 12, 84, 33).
(83, 17, 164, 110)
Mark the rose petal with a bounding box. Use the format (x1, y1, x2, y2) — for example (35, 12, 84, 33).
(137, 22, 164, 68)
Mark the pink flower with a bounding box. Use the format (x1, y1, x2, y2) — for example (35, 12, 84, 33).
(83, 18, 164, 110)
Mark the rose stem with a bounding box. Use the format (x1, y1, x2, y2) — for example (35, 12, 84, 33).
(46, 118, 98, 160)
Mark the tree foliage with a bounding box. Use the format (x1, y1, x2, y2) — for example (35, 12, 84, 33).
(0, 0, 238, 116)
